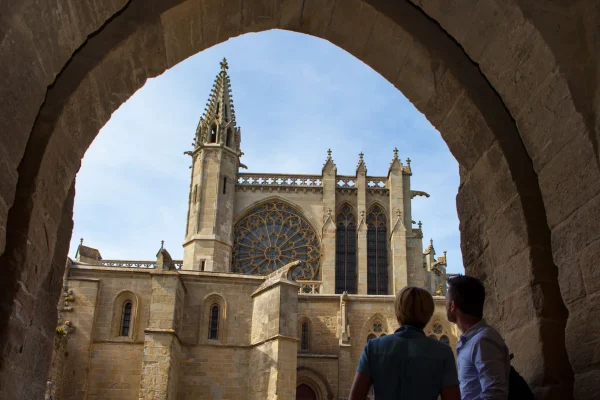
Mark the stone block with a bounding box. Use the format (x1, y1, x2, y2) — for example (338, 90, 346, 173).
(199, 0, 242, 48)
(242, 0, 281, 33)
(579, 238, 600, 296)
(516, 71, 588, 173)
(328, 0, 377, 59)
(565, 294, 600, 375)
(551, 193, 600, 268)
(296, 0, 336, 38)
(362, 13, 411, 84)
(539, 133, 600, 229)
(438, 93, 496, 170)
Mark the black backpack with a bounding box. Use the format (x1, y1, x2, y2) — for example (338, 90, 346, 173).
(508, 354, 535, 400)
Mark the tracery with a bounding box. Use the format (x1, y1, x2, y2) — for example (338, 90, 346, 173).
(232, 200, 321, 279)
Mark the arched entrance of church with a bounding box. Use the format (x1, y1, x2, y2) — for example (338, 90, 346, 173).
(1, 1, 599, 398)
(296, 384, 317, 400)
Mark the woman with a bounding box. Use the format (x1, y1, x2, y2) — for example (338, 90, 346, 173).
(349, 286, 460, 400)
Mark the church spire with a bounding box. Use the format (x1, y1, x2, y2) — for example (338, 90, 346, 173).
(193, 58, 240, 150)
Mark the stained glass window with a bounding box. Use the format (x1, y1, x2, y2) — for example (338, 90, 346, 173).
(301, 322, 309, 351)
(367, 333, 377, 342)
(232, 201, 321, 280)
(209, 304, 219, 339)
(367, 205, 388, 295)
(120, 301, 132, 336)
(336, 204, 357, 294)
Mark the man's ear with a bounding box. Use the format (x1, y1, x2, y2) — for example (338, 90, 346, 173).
(450, 301, 457, 312)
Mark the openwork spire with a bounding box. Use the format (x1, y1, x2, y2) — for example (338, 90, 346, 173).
(201, 58, 236, 125)
(191, 58, 242, 151)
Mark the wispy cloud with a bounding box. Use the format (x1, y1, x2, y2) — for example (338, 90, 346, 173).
(70, 30, 464, 274)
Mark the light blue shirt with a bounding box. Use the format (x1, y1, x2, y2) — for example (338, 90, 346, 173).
(357, 325, 459, 400)
(456, 319, 510, 400)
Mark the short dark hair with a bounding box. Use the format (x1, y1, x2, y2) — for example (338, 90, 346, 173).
(447, 275, 485, 318)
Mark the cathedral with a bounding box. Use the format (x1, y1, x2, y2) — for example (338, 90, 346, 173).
(49, 59, 458, 400)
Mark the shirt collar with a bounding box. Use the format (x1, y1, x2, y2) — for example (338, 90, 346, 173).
(395, 325, 425, 336)
(459, 319, 488, 343)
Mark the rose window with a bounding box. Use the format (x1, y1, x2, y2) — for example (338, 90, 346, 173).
(232, 201, 321, 280)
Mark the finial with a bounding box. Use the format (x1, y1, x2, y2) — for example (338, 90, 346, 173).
(430, 238, 433, 246)
(406, 157, 411, 167)
(359, 152, 364, 161)
(393, 147, 399, 159)
(444, 250, 447, 257)
(418, 221, 422, 229)
(327, 149, 332, 159)
(220, 57, 229, 71)
(79, 238, 84, 246)
(160, 240, 164, 250)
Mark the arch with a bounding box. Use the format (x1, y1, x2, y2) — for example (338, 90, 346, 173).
(0, 1, 586, 396)
(362, 313, 391, 343)
(366, 204, 388, 295)
(110, 290, 140, 340)
(296, 366, 334, 400)
(335, 202, 357, 294)
(425, 317, 456, 349)
(232, 199, 321, 280)
(209, 124, 217, 143)
(202, 293, 227, 344)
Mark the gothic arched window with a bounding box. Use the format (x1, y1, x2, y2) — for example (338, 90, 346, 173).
(336, 203, 357, 294)
(426, 321, 452, 346)
(210, 125, 217, 143)
(367, 205, 388, 295)
(232, 201, 321, 280)
(120, 301, 132, 336)
(301, 322, 309, 351)
(208, 304, 219, 339)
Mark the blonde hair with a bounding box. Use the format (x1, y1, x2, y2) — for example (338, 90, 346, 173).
(394, 286, 435, 329)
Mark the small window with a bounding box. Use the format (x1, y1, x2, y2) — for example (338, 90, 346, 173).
(209, 304, 219, 339)
(210, 126, 217, 143)
(200, 260, 205, 272)
(222, 177, 227, 194)
(301, 322, 309, 351)
(121, 301, 132, 336)
(440, 335, 450, 345)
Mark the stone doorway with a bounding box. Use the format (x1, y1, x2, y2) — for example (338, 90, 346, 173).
(296, 384, 317, 400)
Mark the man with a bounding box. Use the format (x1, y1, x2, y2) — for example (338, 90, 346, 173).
(446, 275, 510, 400)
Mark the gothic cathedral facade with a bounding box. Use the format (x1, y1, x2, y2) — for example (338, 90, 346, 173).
(49, 60, 457, 400)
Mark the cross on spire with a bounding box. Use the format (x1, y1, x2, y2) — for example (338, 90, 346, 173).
(406, 157, 411, 167)
(393, 147, 399, 159)
(327, 149, 332, 159)
(160, 240, 164, 250)
(220, 57, 229, 71)
(359, 152, 364, 161)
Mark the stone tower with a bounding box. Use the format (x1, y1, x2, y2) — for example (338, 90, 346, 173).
(183, 58, 242, 271)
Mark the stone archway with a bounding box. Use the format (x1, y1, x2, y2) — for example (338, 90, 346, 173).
(1, 1, 599, 398)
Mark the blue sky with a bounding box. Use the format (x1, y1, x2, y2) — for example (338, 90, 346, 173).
(69, 30, 463, 274)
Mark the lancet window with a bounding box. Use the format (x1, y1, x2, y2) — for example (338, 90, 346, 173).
(209, 304, 219, 340)
(301, 322, 309, 351)
(120, 301, 132, 337)
(336, 203, 357, 294)
(367, 205, 388, 295)
(232, 200, 321, 280)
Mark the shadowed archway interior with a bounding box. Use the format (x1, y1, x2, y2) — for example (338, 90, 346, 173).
(1, 0, 600, 398)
